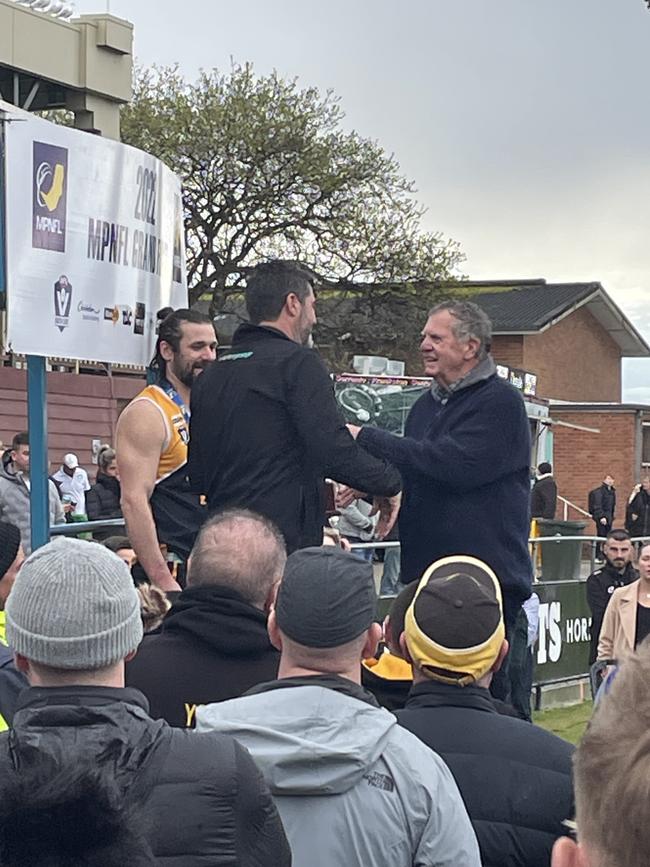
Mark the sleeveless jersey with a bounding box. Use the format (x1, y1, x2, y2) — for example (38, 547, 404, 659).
(130, 384, 203, 559)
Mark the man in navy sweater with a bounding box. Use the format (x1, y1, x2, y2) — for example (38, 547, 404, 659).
(348, 300, 532, 634)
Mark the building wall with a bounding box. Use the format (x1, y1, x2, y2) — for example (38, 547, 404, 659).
(0, 367, 143, 471)
(491, 335, 524, 369)
(552, 410, 640, 529)
(522, 307, 621, 401)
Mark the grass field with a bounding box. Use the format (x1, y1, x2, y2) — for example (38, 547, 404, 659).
(533, 701, 593, 745)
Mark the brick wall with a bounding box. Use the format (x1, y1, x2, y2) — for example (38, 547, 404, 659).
(552, 410, 637, 529)
(522, 306, 621, 401)
(0, 367, 144, 473)
(491, 335, 524, 369)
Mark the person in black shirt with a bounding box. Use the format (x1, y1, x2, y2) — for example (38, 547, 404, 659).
(188, 261, 401, 551)
(586, 529, 637, 665)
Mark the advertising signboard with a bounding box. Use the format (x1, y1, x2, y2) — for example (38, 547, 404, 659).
(534, 580, 591, 682)
(2, 99, 187, 366)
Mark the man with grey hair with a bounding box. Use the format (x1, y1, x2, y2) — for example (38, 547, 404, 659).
(126, 508, 286, 726)
(0, 537, 291, 866)
(348, 300, 533, 663)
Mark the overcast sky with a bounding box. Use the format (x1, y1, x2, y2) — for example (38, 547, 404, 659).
(79, 0, 650, 400)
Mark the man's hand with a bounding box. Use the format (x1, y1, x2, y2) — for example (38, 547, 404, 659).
(600, 517, 608, 525)
(371, 493, 402, 540)
(335, 485, 365, 509)
(346, 424, 361, 439)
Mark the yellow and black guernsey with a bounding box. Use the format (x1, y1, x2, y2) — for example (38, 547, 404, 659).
(131, 383, 204, 559)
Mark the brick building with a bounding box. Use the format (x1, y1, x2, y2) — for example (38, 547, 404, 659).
(470, 280, 650, 523)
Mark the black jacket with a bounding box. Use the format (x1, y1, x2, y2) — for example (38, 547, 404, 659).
(586, 560, 638, 664)
(0, 643, 26, 729)
(86, 474, 122, 522)
(626, 488, 650, 538)
(126, 585, 280, 727)
(188, 324, 401, 552)
(530, 475, 557, 519)
(0, 686, 291, 866)
(396, 680, 574, 867)
(591, 483, 616, 523)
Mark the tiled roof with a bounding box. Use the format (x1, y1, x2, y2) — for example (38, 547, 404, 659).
(469, 282, 601, 332)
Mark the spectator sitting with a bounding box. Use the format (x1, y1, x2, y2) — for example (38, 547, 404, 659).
(552, 641, 650, 867)
(396, 555, 574, 867)
(126, 509, 285, 727)
(0, 537, 291, 866)
(0, 522, 28, 730)
(197, 546, 481, 867)
(86, 446, 122, 540)
(0, 763, 156, 866)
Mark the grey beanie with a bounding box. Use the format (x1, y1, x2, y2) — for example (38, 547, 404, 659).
(5, 538, 143, 670)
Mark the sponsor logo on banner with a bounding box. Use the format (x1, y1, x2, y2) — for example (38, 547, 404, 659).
(77, 301, 100, 322)
(53, 275, 72, 332)
(104, 306, 119, 324)
(134, 302, 146, 335)
(33, 142, 68, 252)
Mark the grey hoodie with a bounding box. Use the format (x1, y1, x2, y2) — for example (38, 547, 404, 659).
(197, 682, 480, 867)
(0, 462, 64, 555)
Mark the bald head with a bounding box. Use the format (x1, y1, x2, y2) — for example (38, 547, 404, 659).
(187, 509, 286, 608)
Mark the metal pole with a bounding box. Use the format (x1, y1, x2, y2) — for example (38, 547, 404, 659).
(27, 355, 50, 551)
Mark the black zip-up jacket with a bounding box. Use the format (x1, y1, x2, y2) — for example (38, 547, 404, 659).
(626, 488, 650, 538)
(126, 585, 280, 727)
(0, 686, 291, 866)
(396, 680, 574, 867)
(586, 560, 638, 664)
(188, 324, 401, 551)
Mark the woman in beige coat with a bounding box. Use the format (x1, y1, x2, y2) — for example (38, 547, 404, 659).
(598, 543, 650, 663)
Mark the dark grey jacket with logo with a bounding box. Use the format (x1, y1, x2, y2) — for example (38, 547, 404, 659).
(0, 686, 291, 867)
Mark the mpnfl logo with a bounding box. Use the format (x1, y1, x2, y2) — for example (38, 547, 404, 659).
(33, 142, 68, 252)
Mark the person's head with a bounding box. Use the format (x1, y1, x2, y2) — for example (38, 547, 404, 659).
(63, 453, 79, 477)
(641, 477, 650, 493)
(0, 522, 24, 610)
(149, 308, 217, 389)
(604, 474, 615, 487)
(102, 536, 137, 569)
(637, 543, 650, 583)
(187, 509, 286, 610)
(245, 260, 317, 346)
(401, 555, 508, 688)
(268, 546, 381, 679)
(0, 762, 156, 867)
(97, 445, 118, 479)
(10, 432, 29, 474)
(383, 582, 418, 657)
(420, 300, 492, 386)
(538, 462, 553, 476)
(136, 584, 171, 633)
(603, 530, 633, 572)
(6, 538, 143, 687)
(552, 641, 650, 867)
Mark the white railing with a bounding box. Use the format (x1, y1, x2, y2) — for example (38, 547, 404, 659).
(558, 495, 591, 521)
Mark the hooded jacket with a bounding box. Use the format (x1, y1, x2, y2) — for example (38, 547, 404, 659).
(188, 324, 402, 552)
(396, 680, 574, 867)
(0, 462, 64, 555)
(196, 676, 480, 867)
(126, 585, 279, 727)
(0, 686, 291, 866)
(0, 612, 27, 731)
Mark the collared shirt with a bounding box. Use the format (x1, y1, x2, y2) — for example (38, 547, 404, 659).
(430, 355, 497, 404)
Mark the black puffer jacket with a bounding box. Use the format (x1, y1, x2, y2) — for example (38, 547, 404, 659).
(126, 586, 280, 727)
(396, 680, 574, 867)
(86, 474, 122, 521)
(0, 686, 291, 866)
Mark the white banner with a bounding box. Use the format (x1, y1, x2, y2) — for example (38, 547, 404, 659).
(2, 100, 187, 366)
